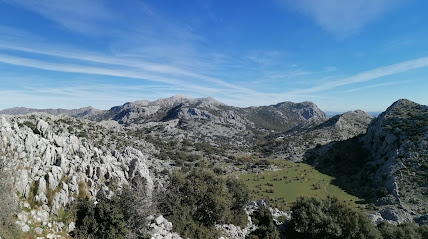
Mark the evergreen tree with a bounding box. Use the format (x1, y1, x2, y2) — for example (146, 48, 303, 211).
(286, 196, 380, 239)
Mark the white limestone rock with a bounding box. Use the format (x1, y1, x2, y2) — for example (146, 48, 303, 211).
(34, 227, 43, 235)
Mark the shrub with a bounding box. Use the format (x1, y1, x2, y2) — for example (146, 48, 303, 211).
(72, 197, 98, 239)
(378, 222, 428, 239)
(159, 169, 250, 238)
(286, 196, 380, 239)
(377, 187, 388, 197)
(247, 206, 279, 239)
(72, 191, 128, 239)
(119, 177, 155, 238)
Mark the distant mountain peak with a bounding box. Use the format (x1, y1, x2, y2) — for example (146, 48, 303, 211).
(0, 106, 100, 117)
(387, 98, 417, 110)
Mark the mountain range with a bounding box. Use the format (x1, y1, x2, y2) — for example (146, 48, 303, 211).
(0, 95, 427, 238)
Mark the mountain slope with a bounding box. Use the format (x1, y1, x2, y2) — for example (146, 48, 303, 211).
(361, 99, 428, 219)
(304, 99, 428, 224)
(258, 110, 373, 160)
(89, 95, 327, 128)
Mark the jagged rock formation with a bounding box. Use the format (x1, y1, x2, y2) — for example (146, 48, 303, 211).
(0, 114, 157, 236)
(360, 99, 428, 223)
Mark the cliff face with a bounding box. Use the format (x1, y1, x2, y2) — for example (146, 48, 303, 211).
(361, 99, 428, 220)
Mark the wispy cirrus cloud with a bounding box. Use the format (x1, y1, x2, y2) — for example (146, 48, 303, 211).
(0, 53, 250, 96)
(0, 42, 254, 94)
(342, 81, 407, 93)
(0, 84, 185, 109)
(279, 0, 404, 37)
(287, 56, 428, 95)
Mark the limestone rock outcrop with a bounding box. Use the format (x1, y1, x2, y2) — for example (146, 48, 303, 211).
(360, 99, 428, 223)
(0, 114, 155, 236)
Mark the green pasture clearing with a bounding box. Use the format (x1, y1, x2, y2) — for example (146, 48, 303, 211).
(239, 160, 363, 211)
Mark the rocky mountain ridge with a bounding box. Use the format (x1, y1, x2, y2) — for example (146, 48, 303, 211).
(257, 110, 373, 160)
(303, 99, 428, 225)
(1, 95, 329, 150)
(360, 99, 428, 222)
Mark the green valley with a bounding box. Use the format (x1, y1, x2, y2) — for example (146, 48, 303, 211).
(239, 160, 362, 211)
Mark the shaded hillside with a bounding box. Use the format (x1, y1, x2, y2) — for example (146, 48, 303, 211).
(257, 110, 373, 160)
(305, 99, 428, 224)
(361, 99, 428, 219)
(240, 101, 328, 132)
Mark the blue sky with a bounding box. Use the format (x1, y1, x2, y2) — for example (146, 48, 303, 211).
(0, 0, 428, 112)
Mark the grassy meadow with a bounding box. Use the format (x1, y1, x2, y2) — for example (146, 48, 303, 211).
(239, 160, 362, 211)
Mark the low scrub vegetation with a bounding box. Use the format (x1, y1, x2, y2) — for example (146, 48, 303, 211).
(72, 178, 153, 239)
(159, 169, 250, 238)
(286, 196, 380, 239)
(286, 196, 428, 239)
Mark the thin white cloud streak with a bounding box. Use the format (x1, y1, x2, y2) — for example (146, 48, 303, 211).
(0, 43, 253, 93)
(0, 53, 247, 95)
(0, 74, 318, 110)
(287, 56, 428, 95)
(0, 83, 220, 109)
(281, 0, 403, 37)
(2, 51, 428, 109)
(342, 81, 407, 93)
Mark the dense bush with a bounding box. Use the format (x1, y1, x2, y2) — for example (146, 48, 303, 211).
(247, 206, 279, 239)
(72, 191, 128, 239)
(159, 169, 250, 238)
(378, 222, 428, 239)
(72, 176, 155, 239)
(286, 196, 380, 239)
(120, 178, 155, 238)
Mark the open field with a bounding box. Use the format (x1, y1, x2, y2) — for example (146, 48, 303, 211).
(239, 160, 362, 211)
